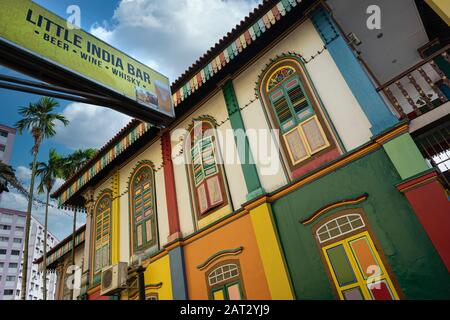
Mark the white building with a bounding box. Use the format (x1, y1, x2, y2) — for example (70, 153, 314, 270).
(14, 215, 59, 300)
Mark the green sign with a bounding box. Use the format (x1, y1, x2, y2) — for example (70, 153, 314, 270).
(0, 0, 174, 117)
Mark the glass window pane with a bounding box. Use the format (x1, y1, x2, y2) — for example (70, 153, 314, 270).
(326, 245, 357, 287)
(227, 284, 242, 300)
(318, 232, 330, 243)
(349, 237, 382, 279)
(329, 228, 341, 238)
(337, 217, 348, 225)
(327, 220, 337, 229)
(351, 219, 364, 229)
(368, 280, 394, 300)
(213, 289, 225, 300)
(343, 287, 364, 300)
(339, 223, 352, 233)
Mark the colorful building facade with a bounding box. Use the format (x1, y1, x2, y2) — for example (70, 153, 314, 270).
(50, 0, 450, 300)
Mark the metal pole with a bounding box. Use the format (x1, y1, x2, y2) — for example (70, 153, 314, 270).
(70, 207, 77, 300)
(136, 266, 146, 301)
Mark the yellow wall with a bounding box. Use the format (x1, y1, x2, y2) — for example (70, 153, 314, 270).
(143, 254, 173, 300)
(426, 0, 450, 25)
(249, 203, 294, 299)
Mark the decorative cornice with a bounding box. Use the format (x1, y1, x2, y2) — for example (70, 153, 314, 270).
(300, 194, 369, 225)
(396, 169, 439, 193)
(374, 123, 409, 145)
(196, 247, 244, 270)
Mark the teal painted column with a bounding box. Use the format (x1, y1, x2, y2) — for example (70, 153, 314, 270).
(222, 80, 264, 201)
(310, 6, 398, 135)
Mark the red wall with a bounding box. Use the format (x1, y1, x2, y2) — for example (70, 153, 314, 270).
(400, 173, 450, 271)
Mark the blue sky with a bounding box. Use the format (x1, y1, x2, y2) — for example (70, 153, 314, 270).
(0, 0, 261, 240)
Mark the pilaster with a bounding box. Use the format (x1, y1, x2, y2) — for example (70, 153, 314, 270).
(222, 80, 265, 201)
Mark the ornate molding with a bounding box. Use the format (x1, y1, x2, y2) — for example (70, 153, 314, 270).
(300, 194, 369, 225)
(255, 52, 305, 96)
(196, 247, 244, 270)
(81, 188, 95, 216)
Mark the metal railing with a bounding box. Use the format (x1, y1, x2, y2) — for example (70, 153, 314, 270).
(414, 121, 450, 189)
(377, 45, 450, 120)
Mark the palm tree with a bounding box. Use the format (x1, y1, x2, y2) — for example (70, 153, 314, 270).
(35, 149, 63, 300)
(0, 161, 16, 194)
(15, 97, 69, 300)
(60, 148, 97, 180)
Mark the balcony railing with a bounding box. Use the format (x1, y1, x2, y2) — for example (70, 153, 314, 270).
(377, 45, 450, 120)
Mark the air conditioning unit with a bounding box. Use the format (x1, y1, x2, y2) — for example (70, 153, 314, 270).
(100, 262, 128, 296)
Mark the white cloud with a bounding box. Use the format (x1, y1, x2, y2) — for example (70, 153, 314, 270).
(16, 166, 32, 182)
(52, 102, 131, 150)
(90, 0, 262, 82)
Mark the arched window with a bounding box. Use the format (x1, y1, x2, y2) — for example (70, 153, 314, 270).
(130, 164, 157, 253)
(313, 210, 400, 300)
(93, 192, 112, 274)
(206, 261, 245, 300)
(187, 120, 227, 217)
(261, 60, 334, 170)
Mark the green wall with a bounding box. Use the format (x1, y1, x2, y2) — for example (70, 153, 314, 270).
(271, 148, 450, 300)
(383, 133, 429, 180)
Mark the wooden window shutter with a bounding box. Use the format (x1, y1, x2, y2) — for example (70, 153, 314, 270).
(191, 128, 225, 216)
(270, 89, 296, 132)
(301, 117, 329, 154)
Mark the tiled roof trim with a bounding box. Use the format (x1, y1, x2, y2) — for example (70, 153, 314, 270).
(171, 0, 303, 107)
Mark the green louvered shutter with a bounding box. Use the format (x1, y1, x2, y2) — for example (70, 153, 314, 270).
(201, 137, 218, 178)
(191, 143, 204, 186)
(270, 88, 296, 133)
(284, 76, 314, 122)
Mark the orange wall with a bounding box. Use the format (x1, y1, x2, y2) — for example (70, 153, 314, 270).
(183, 214, 270, 299)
